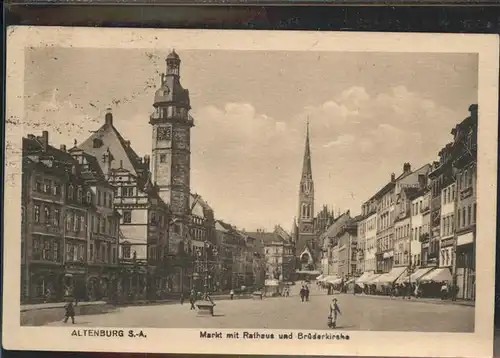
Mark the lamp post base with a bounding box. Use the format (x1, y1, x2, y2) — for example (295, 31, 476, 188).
(195, 300, 215, 316)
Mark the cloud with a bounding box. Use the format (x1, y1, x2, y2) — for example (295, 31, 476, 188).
(323, 134, 355, 148)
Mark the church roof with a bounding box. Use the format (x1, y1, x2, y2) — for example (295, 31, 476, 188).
(301, 120, 312, 177)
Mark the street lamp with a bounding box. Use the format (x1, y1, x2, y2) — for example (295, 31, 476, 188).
(194, 240, 218, 316)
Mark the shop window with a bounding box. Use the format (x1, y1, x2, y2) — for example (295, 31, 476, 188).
(68, 185, 74, 200)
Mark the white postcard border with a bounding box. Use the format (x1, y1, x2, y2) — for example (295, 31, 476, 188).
(3, 26, 499, 357)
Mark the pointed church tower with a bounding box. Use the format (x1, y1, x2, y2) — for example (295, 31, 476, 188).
(296, 119, 316, 262)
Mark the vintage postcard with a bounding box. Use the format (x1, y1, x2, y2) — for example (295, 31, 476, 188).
(3, 26, 499, 356)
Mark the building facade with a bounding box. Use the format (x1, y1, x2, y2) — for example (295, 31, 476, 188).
(336, 219, 358, 279)
(453, 104, 477, 300)
(21, 131, 120, 303)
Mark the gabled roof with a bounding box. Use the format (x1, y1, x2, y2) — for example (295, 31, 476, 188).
(78, 117, 148, 177)
(247, 231, 291, 246)
(190, 193, 214, 219)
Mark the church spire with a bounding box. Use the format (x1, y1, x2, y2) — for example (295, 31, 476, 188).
(302, 118, 312, 177)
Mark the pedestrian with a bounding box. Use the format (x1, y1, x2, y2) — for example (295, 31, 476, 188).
(305, 285, 310, 302)
(328, 298, 342, 328)
(189, 290, 196, 310)
(440, 282, 448, 300)
(230, 289, 234, 300)
(180, 293, 184, 305)
(63, 299, 76, 324)
(300, 286, 305, 302)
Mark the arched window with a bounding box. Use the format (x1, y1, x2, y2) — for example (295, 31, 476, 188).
(77, 188, 83, 203)
(68, 185, 74, 200)
(86, 191, 92, 204)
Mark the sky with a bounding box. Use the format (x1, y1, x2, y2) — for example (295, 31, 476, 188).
(21, 48, 478, 232)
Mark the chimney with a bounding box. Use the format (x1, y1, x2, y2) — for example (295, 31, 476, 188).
(41, 131, 49, 151)
(391, 173, 396, 182)
(469, 104, 478, 120)
(403, 162, 411, 173)
(60, 144, 66, 152)
(27, 134, 35, 140)
(125, 140, 131, 147)
(418, 174, 426, 189)
(105, 108, 113, 126)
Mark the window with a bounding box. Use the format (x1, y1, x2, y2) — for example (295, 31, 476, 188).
(43, 180, 51, 194)
(68, 185, 74, 200)
(160, 154, 167, 163)
(467, 205, 472, 226)
(457, 209, 461, 228)
(90, 243, 94, 261)
(73, 213, 79, 232)
(44, 206, 51, 224)
(93, 138, 103, 148)
(77, 188, 83, 203)
(101, 217, 106, 233)
(53, 184, 61, 196)
(114, 187, 120, 197)
(451, 185, 455, 201)
(122, 244, 131, 259)
(123, 211, 132, 224)
(80, 216, 85, 232)
(103, 192, 107, 207)
(468, 167, 473, 187)
(97, 190, 101, 205)
(34, 204, 41, 223)
(35, 179, 43, 192)
(53, 208, 60, 227)
(473, 203, 477, 223)
(112, 247, 117, 263)
(463, 207, 467, 227)
(86, 191, 92, 204)
(66, 213, 72, 231)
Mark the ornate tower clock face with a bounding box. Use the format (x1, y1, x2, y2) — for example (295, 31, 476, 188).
(157, 126, 172, 141)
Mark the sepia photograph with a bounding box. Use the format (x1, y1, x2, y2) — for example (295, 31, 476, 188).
(3, 27, 499, 357)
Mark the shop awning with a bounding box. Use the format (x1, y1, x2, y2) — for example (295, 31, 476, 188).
(316, 274, 325, 281)
(356, 272, 374, 284)
(295, 270, 321, 275)
(364, 274, 382, 284)
(345, 278, 355, 285)
(376, 267, 407, 285)
(325, 276, 342, 284)
(398, 267, 435, 283)
(419, 268, 453, 283)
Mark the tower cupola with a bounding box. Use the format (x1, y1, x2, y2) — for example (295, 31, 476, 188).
(166, 49, 181, 77)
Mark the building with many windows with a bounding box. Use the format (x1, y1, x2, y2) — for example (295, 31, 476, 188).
(21, 131, 120, 303)
(452, 104, 477, 300)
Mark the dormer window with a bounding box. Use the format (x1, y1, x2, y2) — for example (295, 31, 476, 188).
(93, 138, 103, 148)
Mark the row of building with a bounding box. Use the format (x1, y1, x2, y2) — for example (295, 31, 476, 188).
(317, 104, 477, 300)
(20, 51, 286, 304)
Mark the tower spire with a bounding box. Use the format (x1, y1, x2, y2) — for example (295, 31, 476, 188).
(302, 117, 312, 177)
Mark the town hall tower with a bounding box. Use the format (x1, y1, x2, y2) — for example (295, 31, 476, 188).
(149, 50, 194, 217)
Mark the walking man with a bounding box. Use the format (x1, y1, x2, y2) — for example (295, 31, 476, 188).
(63, 300, 76, 324)
(189, 290, 196, 310)
(328, 298, 342, 328)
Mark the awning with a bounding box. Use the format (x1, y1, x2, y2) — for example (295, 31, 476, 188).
(356, 272, 374, 284)
(399, 267, 435, 283)
(364, 274, 382, 284)
(295, 270, 321, 275)
(376, 267, 407, 285)
(345, 278, 355, 285)
(323, 275, 338, 283)
(420, 268, 453, 283)
(316, 274, 325, 281)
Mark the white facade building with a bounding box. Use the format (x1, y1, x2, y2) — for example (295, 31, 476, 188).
(411, 193, 425, 268)
(439, 183, 456, 268)
(364, 212, 377, 272)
